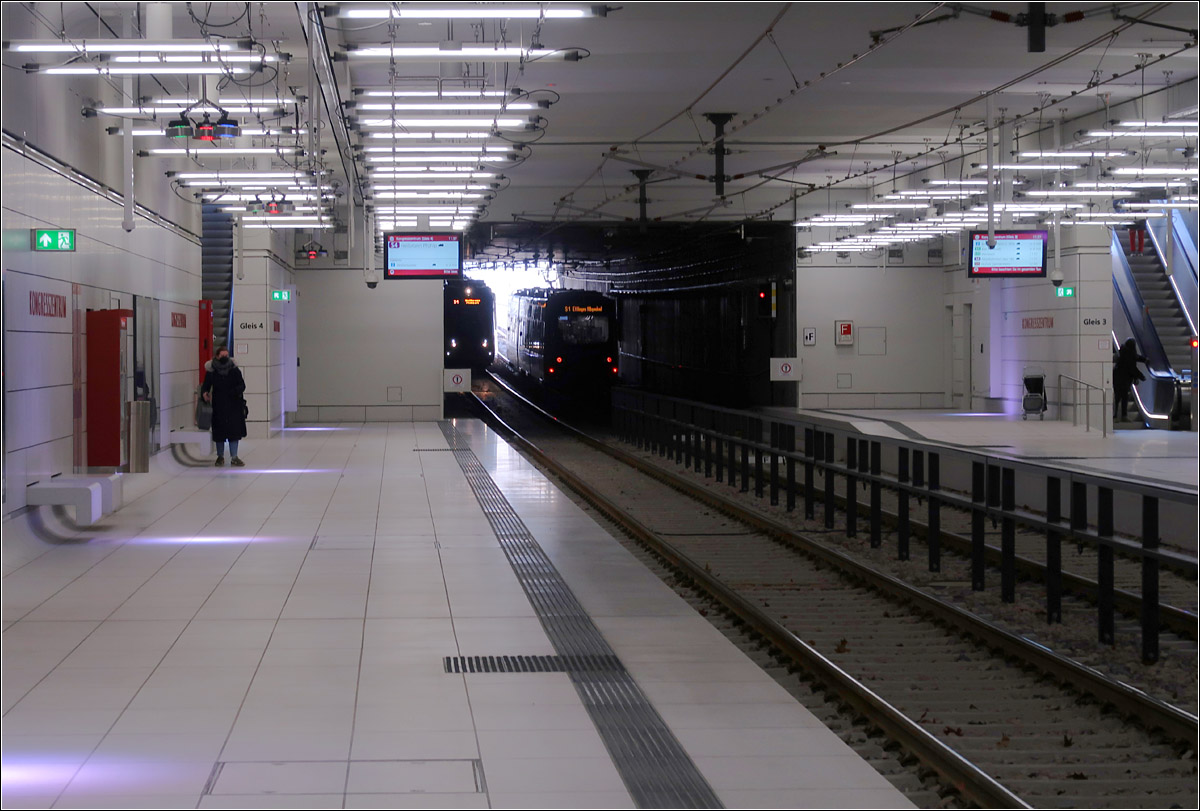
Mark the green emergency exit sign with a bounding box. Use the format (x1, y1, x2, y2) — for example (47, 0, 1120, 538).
(271, 290, 291, 301)
(1055, 286, 1075, 298)
(31, 229, 75, 252)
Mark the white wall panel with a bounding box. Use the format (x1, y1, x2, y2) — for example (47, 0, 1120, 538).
(5, 386, 73, 454)
(297, 271, 443, 417)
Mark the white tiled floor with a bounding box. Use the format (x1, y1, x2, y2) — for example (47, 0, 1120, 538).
(3, 421, 913, 809)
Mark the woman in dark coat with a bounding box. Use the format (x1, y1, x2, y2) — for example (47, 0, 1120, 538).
(1112, 338, 1147, 422)
(200, 346, 248, 466)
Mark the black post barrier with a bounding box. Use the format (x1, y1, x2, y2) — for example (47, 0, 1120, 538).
(804, 428, 815, 520)
(913, 450, 925, 489)
(897, 447, 910, 561)
(694, 421, 702, 474)
(787, 427, 797, 513)
(845, 436, 858, 537)
(1001, 467, 1016, 603)
(823, 432, 835, 529)
(869, 442, 881, 547)
(927, 453, 941, 572)
(728, 429, 737, 489)
(754, 419, 764, 499)
(657, 411, 667, 459)
(971, 461, 986, 591)
(704, 432, 712, 479)
(987, 464, 1001, 524)
(858, 440, 869, 486)
(741, 440, 750, 494)
(769, 423, 780, 507)
(1071, 482, 1087, 553)
(1142, 495, 1160, 664)
(1046, 476, 1062, 624)
(715, 435, 724, 483)
(683, 420, 691, 469)
(1097, 487, 1115, 645)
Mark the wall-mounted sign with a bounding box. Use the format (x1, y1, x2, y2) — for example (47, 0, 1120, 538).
(770, 357, 801, 382)
(31, 229, 75, 252)
(29, 291, 67, 318)
(834, 320, 854, 346)
(967, 230, 1048, 278)
(444, 369, 471, 393)
(1055, 286, 1076, 298)
(271, 290, 291, 301)
(1021, 316, 1054, 330)
(273, 320, 280, 333)
(170, 312, 187, 328)
(802, 327, 816, 346)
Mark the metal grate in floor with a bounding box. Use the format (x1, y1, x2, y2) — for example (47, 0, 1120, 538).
(439, 423, 723, 809)
(444, 654, 624, 674)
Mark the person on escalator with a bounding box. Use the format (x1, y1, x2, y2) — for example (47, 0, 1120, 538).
(1127, 222, 1147, 255)
(1112, 338, 1147, 422)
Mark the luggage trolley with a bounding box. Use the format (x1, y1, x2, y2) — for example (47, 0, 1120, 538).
(1022, 365, 1048, 420)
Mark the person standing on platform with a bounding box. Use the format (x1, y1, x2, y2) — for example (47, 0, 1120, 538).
(1112, 338, 1147, 422)
(201, 345, 248, 466)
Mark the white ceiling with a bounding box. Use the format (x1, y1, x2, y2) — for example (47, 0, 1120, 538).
(5, 2, 1198, 246)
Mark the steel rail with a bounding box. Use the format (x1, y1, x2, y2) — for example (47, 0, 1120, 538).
(479, 371, 1200, 748)
(466, 389, 1031, 810)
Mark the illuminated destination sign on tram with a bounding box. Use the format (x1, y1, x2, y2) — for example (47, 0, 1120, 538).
(566, 305, 605, 313)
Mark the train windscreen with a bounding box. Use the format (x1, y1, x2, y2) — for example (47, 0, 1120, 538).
(557, 312, 609, 345)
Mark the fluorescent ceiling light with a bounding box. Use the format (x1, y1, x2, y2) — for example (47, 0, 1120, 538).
(1088, 130, 1195, 138)
(1110, 167, 1199, 176)
(155, 96, 295, 105)
(370, 185, 493, 192)
(851, 203, 930, 210)
(356, 102, 540, 111)
(345, 45, 580, 61)
(96, 105, 284, 115)
(969, 203, 1083, 210)
(358, 90, 510, 98)
(340, 6, 599, 19)
(975, 163, 1081, 171)
(144, 147, 303, 156)
(176, 171, 321, 180)
(357, 117, 534, 128)
(373, 191, 488, 199)
(366, 154, 512, 163)
(8, 39, 240, 53)
(368, 172, 498, 179)
(42, 65, 250, 75)
(1022, 189, 1137, 197)
(1071, 211, 1165, 218)
(367, 131, 490, 139)
(1073, 181, 1191, 189)
(244, 223, 333, 229)
(1119, 201, 1200, 209)
(1019, 151, 1132, 158)
(362, 145, 511, 153)
(1119, 120, 1199, 127)
(111, 54, 273, 63)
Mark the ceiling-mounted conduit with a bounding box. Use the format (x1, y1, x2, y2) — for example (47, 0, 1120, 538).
(298, 2, 364, 207)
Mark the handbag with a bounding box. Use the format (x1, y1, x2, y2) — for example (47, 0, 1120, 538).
(195, 398, 213, 430)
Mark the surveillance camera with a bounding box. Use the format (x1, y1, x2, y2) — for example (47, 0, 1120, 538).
(365, 269, 380, 289)
(1049, 268, 1064, 288)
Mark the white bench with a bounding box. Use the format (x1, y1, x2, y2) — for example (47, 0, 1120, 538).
(26, 479, 105, 526)
(168, 429, 213, 454)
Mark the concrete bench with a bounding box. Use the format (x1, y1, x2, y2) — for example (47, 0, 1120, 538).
(53, 473, 123, 515)
(26, 479, 105, 526)
(168, 429, 213, 454)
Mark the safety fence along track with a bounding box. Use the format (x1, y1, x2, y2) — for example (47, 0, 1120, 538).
(464, 373, 1199, 810)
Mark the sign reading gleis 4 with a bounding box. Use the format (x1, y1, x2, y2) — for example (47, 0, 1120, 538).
(967, 231, 1048, 278)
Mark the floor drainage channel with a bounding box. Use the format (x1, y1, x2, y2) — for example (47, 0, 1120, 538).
(439, 422, 723, 810)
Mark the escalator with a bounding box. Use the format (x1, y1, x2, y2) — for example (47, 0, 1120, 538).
(201, 204, 235, 351)
(1111, 209, 1198, 429)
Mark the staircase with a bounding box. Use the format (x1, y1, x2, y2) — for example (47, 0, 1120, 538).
(201, 205, 235, 352)
(1123, 238, 1193, 376)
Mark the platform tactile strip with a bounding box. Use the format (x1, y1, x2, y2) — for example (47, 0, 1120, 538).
(439, 423, 723, 809)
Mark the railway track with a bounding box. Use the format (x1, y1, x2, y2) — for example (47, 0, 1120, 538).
(466, 373, 1199, 809)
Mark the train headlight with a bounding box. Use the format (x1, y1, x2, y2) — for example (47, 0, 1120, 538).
(482, 339, 488, 348)
(450, 339, 457, 348)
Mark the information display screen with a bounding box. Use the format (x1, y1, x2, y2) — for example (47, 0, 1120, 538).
(967, 230, 1048, 278)
(383, 233, 463, 279)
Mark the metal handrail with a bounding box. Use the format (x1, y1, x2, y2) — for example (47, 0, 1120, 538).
(1058, 374, 1108, 437)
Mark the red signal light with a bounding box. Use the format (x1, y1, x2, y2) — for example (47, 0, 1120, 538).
(607, 356, 613, 363)
(612, 367, 618, 374)
(548, 367, 555, 374)
(759, 291, 766, 298)
(556, 356, 563, 363)
(1192, 338, 1199, 349)
(308, 250, 317, 259)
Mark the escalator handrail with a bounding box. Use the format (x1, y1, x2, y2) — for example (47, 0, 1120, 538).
(1110, 230, 1173, 376)
(1144, 213, 1200, 338)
